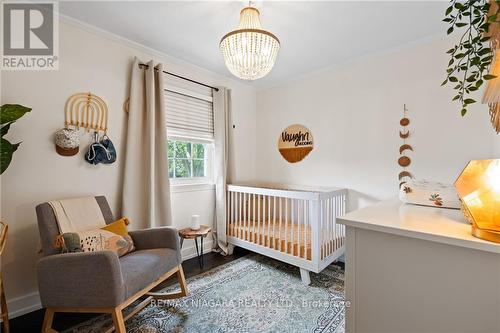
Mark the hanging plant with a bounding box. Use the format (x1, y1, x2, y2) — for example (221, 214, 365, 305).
(442, 0, 500, 116)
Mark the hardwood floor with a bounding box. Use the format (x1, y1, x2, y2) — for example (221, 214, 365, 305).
(8, 247, 250, 333)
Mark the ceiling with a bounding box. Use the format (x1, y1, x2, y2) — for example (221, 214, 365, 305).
(59, 1, 448, 88)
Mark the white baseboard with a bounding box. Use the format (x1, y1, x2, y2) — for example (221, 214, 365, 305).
(8, 241, 214, 319)
(180, 239, 214, 261)
(7, 291, 42, 319)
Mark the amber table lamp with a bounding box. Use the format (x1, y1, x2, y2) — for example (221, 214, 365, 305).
(455, 159, 500, 243)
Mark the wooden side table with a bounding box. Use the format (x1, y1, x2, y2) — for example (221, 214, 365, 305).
(178, 225, 211, 269)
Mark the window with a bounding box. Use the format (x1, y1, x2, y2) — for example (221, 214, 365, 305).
(168, 139, 212, 182)
(164, 78, 215, 185)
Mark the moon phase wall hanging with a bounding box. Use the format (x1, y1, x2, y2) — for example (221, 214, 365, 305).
(278, 124, 314, 163)
(398, 104, 414, 189)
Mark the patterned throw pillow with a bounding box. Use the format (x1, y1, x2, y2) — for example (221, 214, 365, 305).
(56, 217, 135, 257)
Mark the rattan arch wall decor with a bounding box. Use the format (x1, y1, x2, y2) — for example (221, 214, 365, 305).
(399, 104, 414, 189)
(64, 92, 108, 133)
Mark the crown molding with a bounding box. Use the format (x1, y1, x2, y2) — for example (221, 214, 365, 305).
(58, 13, 256, 92)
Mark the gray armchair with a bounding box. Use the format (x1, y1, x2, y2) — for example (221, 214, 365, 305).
(35, 196, 187, 333)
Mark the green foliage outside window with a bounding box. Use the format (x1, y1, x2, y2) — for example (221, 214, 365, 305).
(168, 140, 206, 179)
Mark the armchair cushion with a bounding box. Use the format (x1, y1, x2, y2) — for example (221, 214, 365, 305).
(129, 227, 182, 263)
(119, 248, 181, 298)
(37, 251, 125, 308)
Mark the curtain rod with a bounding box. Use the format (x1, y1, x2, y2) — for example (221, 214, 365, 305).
(138, 63, 219, 92)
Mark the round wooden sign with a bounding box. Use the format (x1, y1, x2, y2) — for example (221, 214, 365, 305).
(278, 124, 314, 163)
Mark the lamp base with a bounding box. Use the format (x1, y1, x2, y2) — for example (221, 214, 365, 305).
(471, 224, 500, 244)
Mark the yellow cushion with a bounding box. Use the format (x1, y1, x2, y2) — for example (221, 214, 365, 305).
(102, 217, 131, 237)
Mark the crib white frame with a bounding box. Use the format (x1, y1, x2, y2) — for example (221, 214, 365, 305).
(226, 183, 347, 285)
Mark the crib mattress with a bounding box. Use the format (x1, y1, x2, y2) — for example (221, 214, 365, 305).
(228, 221, 344, 261)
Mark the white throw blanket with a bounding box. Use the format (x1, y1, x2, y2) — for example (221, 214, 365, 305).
(48, 197, 106, 233)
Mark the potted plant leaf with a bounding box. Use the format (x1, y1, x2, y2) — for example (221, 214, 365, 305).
(442, 0, 500, 118)
(0, 104, 32, 174)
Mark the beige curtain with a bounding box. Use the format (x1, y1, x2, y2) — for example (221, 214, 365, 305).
(121, 57, 172, 229)
(213, 87, 233, 255)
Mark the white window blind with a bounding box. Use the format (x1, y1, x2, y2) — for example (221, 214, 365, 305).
(164, 86, 214, 140)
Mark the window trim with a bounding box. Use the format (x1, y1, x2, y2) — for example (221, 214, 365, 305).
(168, 136, 214, 187)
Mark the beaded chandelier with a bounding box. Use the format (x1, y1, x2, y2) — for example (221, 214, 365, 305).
(219, 5, 280, 80)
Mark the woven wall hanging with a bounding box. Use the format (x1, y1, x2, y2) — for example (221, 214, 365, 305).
(64, 92, 108, 133)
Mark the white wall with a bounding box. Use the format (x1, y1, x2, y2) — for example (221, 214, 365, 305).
(0, 19, 257, 317)
(496, 134, 500, 155)
(256, 36, 500, 211)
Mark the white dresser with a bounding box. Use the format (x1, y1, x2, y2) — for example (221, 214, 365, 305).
(338, 199, 500, 333)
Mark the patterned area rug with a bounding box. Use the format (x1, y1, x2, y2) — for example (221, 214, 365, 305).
(64, 254, 345, 333)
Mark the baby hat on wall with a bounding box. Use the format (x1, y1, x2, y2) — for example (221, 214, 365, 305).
(54, 128, 80, 156)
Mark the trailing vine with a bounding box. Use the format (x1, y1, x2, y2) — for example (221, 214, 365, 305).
(442, 0, 500, 116)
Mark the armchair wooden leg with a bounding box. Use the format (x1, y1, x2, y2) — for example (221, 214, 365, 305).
(147, 265, 188, 300)
(41, 308, 54, 333)
(177, 265, 188, 297)
(0, 276, 9, 333)
(111, 308, 126, 333)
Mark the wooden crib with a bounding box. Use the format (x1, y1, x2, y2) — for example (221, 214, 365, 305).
(226, 183, 347, 285)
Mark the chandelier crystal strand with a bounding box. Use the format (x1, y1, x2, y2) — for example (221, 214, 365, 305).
(220, 6, 280, 80)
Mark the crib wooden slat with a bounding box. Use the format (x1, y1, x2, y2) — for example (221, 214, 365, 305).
(334, 196, 338, 251)
(236, 192, 240, 239)
(279, 197, 282, 252)
(227, 191, 231, 237)
(301, 200, 304, 258)
(325, 200, 328, 258)
(309, 199, 320, 264)
(273, 196, 277, 250)
(257, 194, 261, 245)
(298, 199, 302, 258)
(252, 193, 256, 243)
(325, 198, 329, 257)
(335, 196, 338, 249)
(242, 192, 246, 241)
(267, 195, 271, 248)
(226, 192, 229, 237)
(332, 198, 336, 254)
(303, 200, 307, 259)
(240, 192, 243, 240)
(290, 199, 296, 255)
(320, 200, 324, 259)
(231, 191, 235, 237)
(329, 198, 333, 257)
(284, 198, 288, 254)
(330, 198, 335, 254)
(301, 200, 305, 258)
